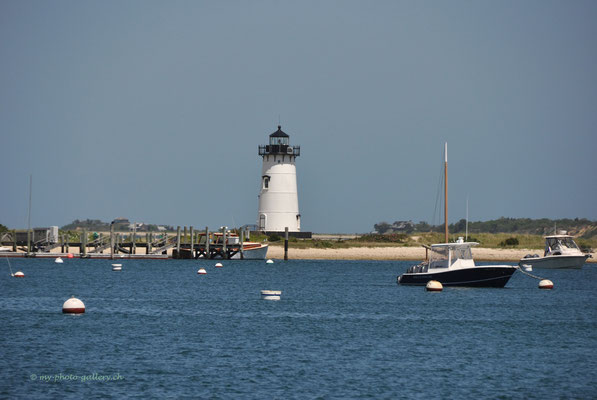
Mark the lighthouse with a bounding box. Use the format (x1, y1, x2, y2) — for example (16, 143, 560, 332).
(257, 125, 301, 233)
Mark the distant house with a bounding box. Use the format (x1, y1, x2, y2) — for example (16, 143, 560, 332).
(374, 220, 415, 234)
(128, 222, 144, 231)
(390, 221, 414, 232)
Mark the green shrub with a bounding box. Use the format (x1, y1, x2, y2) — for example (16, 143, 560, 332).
(499, 237, 519, 247)
(267, 234, 282, 242)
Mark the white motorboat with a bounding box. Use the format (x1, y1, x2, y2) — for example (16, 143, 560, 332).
(519, 233, 591, 269)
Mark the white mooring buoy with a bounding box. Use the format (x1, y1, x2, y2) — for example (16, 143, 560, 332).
(55, 257, 64, 264)
(539, 279, 554, 290)
(266, 259, 274, 264)
(62, 296, 85, 314)
(426, 280, 443, 292)
(261, 290, 282, 300)
(521, 264, 533, 272)
(112, 264, 122, 271)
(215, 262, 223, 268)
(197, 268, 207, 275)
(13, 271, 25, 278)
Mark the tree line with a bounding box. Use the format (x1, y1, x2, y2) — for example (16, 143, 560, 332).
(375, 217, 596, 237)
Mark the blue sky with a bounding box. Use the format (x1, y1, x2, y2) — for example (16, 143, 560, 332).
(1, 0, 596, 233)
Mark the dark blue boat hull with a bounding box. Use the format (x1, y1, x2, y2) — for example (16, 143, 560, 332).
(397, 266, 517, 288)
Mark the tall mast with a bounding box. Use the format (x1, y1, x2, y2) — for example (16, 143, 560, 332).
(465, 194, 469, 241)
(27, 174, 32, 255)
(444, 143, 448, 243)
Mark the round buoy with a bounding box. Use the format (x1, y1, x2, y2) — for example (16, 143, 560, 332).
(266, 259, 274, 264)
(197, 268, 207, 275)
(62, 296, 85, 314)
(521, 264, 532, 272)
(67, 253, 74, 259)
(215, 262, 223, 268)
(261, 290, 281, 300)
(426, 280, 443, 292)
(13, 271, 25, 278)
(539, 279, 554, 290)
(55, 257, 64, 264)
(112, 264, 122, 271)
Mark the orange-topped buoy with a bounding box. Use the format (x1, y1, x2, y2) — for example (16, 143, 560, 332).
(67, 253, 74, 259)
(426, 280, 443, 292)
(62, 296, 85, 314)
(539, 279, 554, 290)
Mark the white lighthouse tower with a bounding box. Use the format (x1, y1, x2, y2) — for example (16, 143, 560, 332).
(257, 125, 301, 233)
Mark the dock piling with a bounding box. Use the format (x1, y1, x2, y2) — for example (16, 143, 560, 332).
(132, 223, 137, 254)
(110, 223, 114, 260)
(284, 227, 289, 261)
(222, 227, 227, 258)
(240, 229, 244, 260)
(82, 229, 87, 257)
(205, 227, 210, 259)
(190, 226, 194, 258)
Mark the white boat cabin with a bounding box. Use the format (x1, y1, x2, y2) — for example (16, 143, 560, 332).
(428, 238, 478, 270)
(544, 234, 583, 257)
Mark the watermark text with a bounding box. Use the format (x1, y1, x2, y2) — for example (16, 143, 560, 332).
(30, 373, 124, 383)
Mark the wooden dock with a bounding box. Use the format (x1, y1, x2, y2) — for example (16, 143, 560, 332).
(1, 226, 253, 260)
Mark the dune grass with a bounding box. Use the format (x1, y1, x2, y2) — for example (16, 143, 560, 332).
(266, 232, 597, 250)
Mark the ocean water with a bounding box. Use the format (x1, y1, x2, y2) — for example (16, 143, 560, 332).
(0, 258, 595, 399)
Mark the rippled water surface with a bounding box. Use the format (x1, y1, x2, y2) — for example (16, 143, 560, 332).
(1, 258, 596, 399)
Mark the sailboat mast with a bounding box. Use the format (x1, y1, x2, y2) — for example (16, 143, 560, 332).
(27, 174, 32, 256)
(444, 143, 448, 243)
(465, 195, 469, 241)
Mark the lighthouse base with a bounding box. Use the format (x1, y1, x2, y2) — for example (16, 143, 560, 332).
(254, 231, 312, 239)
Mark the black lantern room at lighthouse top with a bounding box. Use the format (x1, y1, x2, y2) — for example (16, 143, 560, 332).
(258, 125, 301, 157)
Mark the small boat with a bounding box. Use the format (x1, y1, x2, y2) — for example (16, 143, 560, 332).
(397, 143, 517, 288)
(519, 233, 591, 269)
(231, 242, 269, 260)
(206, 232, 269, 260)
(398, 238, 517, 287)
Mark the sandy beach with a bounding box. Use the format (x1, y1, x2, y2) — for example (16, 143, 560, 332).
(268, 245, 597, 262)
(4, 243, 595, 263)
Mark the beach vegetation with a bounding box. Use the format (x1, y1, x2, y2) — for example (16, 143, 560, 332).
(499, 237, 520, 247)
(374, 217, 596, 238)
(267, 234, 282, 242)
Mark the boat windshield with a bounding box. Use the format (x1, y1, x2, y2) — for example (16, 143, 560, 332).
(546, 237, 579, 251)
(429, 247, 449, 268)
(429, 245, 473, 268)
(452, 245, 473, 261)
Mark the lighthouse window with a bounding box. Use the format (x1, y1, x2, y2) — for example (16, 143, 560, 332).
(262, 176, 270, 189)
(270, 137, 289, 146)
